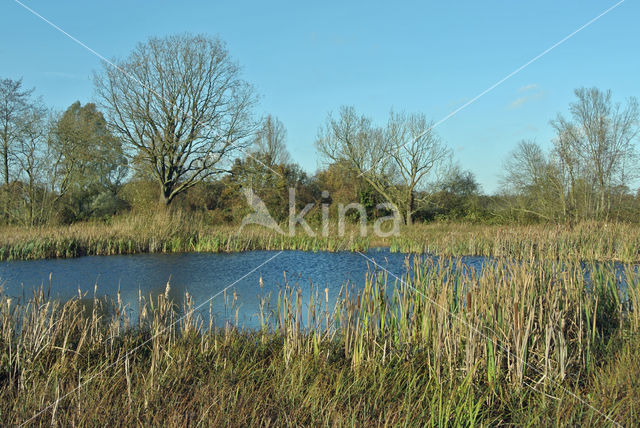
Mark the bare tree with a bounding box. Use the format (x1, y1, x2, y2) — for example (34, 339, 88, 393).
(316, 106, 394, 209)
(501, 90, 639, 223)
(501, 140, 566, 221)
(551, 88, 639, 220)
(94, 33, 257, 206)
(316, 106, 449, 224)
(502, 140, 547, 194)
(253, 115, 290, 167)
(386, 111, 449, 225)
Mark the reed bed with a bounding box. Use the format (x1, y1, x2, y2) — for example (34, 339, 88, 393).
(2, 214, 640, 263)
(0, 213, 370, 261)
(390, 222, 640, 263)
(1, 256, 638, 426)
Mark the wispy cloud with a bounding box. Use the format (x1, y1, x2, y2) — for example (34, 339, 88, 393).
(509, 96, 529, 109)
(508, 84, 544, 109)
(518, 83, 538, 92)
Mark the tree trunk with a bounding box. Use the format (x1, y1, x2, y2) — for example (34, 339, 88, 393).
(160, 183, 174, 207)
(406, 190, 414, 226)
(160, 193, 172, 207)
(1, 145, 8, 223)
(28, 175, 34, 225)
(2, 149, 7, 186)
(600, 188, 607, 221)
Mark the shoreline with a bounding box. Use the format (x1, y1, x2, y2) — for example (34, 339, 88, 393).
(2, 217, 640, 263)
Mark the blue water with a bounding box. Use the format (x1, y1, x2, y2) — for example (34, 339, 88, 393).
(0, 249, 489, 328)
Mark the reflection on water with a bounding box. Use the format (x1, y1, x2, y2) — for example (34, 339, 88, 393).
(0, 249, 489, 328)
(1, 249, 632, 329)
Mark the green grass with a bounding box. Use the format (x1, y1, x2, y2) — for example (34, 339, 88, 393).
(1, 255, 638, 426)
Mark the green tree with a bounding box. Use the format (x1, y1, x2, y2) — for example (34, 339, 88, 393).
(51, 102, 127, 220)
(430, 165, 481, 221)
(0, 78, 35, 187)
(0, 78, 39, 222)
(228, 154, 313, 222)
(12, 106, 50, 224)
(314, 161, 383, 220)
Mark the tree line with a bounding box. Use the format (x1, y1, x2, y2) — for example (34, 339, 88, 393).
(1, 33, 639, 227)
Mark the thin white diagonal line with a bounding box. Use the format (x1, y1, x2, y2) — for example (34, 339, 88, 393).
(356, 251, 621, 427)
(430, 0, 624, 131)
(18, 250, 284, 426)
(12, 0, 284, 179)
(358, 0, 625, 178)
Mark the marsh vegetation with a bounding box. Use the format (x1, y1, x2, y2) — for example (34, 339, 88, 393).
(1, 251, 638, 425)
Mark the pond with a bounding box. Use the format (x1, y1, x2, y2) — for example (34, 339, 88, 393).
(2, 249, 633, 329)
(0, 249, 490, 329)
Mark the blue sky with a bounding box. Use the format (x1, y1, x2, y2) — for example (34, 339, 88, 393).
(1, 0, 639, 193)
